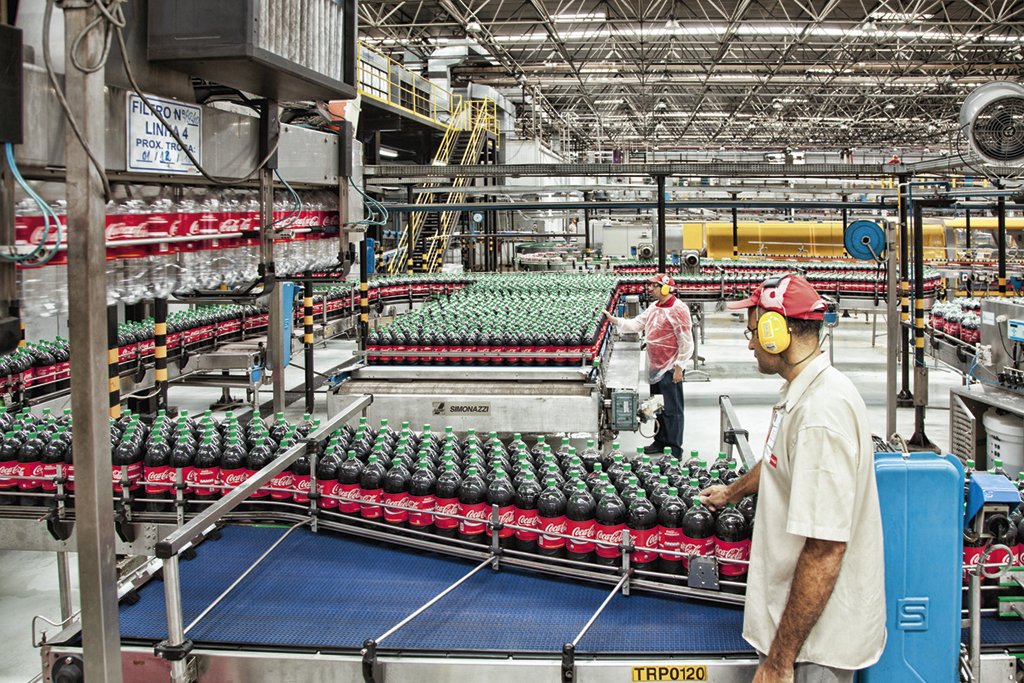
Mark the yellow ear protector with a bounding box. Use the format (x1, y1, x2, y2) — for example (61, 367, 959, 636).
(661, 283, 671, 296)
(756, 274, 792, 354)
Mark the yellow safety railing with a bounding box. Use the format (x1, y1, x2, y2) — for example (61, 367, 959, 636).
(358, 42, 463, 127)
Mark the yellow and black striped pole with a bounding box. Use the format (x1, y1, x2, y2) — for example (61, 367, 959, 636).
(998, 187, 1007, 296)
(107, 305, 120, 419)
(13, 301, 24, 349)
(153, 297, 168, 411)
(730, 194, 739, 259)
(896, 174, 912, 403)
(303, 272, 315, 414)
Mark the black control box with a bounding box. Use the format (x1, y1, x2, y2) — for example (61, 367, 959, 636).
(0, 25, 23, 144)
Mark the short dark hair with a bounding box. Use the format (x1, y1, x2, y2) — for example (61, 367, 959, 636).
(788, 317, 823, 339)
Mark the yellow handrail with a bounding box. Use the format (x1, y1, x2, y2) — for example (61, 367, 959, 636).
(357, 42, 463, 128)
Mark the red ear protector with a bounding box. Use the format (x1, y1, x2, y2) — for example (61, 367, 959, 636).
(756, 274, 792, 354)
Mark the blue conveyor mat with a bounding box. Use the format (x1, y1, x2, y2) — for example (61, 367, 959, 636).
(970, 619, 1024, 651)
(119, 525, 754, 655)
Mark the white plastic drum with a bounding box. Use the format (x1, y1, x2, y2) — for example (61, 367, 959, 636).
(983, 409, 1024, 478)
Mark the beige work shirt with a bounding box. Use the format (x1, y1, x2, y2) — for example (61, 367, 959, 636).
(743, 353, 886, 669)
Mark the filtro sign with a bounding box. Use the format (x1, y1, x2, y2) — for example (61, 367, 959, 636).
(126, 93, 202, 175)
(431, 401, 491, 416)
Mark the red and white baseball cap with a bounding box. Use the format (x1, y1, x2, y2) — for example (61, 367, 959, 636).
(726, 274, 826, 320)
(648, 273, 676, 291)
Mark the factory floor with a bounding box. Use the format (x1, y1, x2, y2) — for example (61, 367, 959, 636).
(0, 310, 959, 682)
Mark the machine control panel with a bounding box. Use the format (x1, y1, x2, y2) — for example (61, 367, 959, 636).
(1008, 319, 1024, 343)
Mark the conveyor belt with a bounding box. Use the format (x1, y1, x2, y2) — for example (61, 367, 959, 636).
(118, 525, 752, 656)
(972, 619, 1024, 652)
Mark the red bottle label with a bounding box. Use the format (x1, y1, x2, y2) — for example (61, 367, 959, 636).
(359, 487, 383, 518)
(514, 507, 539, 542)
(1015, 542, 1024, 567)
(293, 474, 312, 504)
(112, 462, 144, 493)
(336, 483, 361, 513)
(631, 527, 660, 563)
(40, 463, 59, 491)
(269, 471, 295, 500)
(487, 505, 516, 538)
(144, 465, 173, 495)
(458, 501, 488, 535)
(193, 467, 220, 497)
(65, 463, 75, 491)
(221, 468, 248, 494)
(565, 518, 596, 554)
(680, 533, 716, 569)
(658, 526, 683, 562)
(964, 545, 985, 583)
(318, 480, 339, 509)
(594, 522, 626, 558)
(0, 460, 19, 489)
(538, 515, 568, 549)
(433, 497, 460, 529)
(409, 494, 435, 527)
(715, 538, 751, 576)
(383, 491, 409, 523)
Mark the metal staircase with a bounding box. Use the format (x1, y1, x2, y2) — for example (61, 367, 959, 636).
(388, 100, 498, 274)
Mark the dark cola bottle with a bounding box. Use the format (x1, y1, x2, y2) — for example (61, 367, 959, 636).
(715, 504, 751, 589)
(738, 494, 757, 524)
(620, 475, 643, 508)
(408, 457, 437, 533)
(382, 457, 412, 529)
(513, 471, 542, 553)
(169, 436, 196, 507)
(433, 463, 462, 538)
(649, 474, 671, 510)
(336, 451, 364, 515)
(680, 478, 701, 510)
(17, 431, 45, 506)
(537, 477, 568, 559)
(579, 440, 601, 474)
(628, 490, 659, 571)
(219, 437, 248, 497)
(657, 487, 687, 580)
(245, 438, 274, 512)
(192, 436, 222, 511)
(485, 467, 516, 547)
(457, 466, 488, 544)
(143, 436, 173, 512)
(316, 451, 342, 514)
(566, 480, 596, 564)
(530, 435, 548, 465)
(0, 431, 22, 505)
(594, 485, 627, 567)
(681, 499, 716, 572)
(358, 453, 387, 522)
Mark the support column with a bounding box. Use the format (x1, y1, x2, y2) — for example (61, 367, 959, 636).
(908, 201, 936, 451)
(897, 175, 913, 406)
(63, 3, 124, 680)
(998, 185, 1007, 295)
(731, 193, 739, 258)
(359, 240, 369, 349)
(153, 297, 168, 411)
(655, 175, 667, 272)
(268, 283, 287, 414)
(583, 191, 592, 257)
(107, 305, 120, 419)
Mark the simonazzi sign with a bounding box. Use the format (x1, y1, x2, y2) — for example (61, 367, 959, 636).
(431, 402, 491, 416)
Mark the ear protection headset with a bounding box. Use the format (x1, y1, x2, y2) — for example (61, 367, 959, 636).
(756, 274, 792, 354)
(661, 283, 671, 296)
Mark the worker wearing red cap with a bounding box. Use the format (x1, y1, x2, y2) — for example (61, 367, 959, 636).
(700, 274, 885, 683)
(604, 273, 693, 457)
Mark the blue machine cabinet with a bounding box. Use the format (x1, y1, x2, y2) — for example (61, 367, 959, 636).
(861, 452, 964, 683)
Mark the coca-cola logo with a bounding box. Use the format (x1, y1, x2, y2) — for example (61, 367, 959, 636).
(337, 486, 360, 500)
(716, 546, 750, 561)
(516, 512, 539, 528)
(568, 524, 595, 538)
(223, 472, 248, 486)
(542, 521, 568, 536)
(296, 478, 312, 492)
(361, 490, 381, 503)
(464, 507, 488, 520)
(23, 464, 44, 477)
(498, 509, 516, 524)
(145, 468, 173, 484)
(594, 527, 624, 543)
(681, 541, 713, 557)
(105, 220, 150, 242)
(435, 502, 460, 516)
(0, 463, 19, 477)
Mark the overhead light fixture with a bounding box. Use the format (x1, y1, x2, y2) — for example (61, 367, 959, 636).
(466, 20, 483, 33)
(552, 12, 606, 23)
(379, 147, 400, 159)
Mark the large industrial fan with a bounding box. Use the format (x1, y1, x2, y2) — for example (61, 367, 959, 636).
(959, 81, 1024, 168)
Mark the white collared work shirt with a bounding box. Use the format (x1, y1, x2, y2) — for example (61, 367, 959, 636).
(743, 353, 886, 669)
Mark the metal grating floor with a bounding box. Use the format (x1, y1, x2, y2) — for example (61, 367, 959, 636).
(119, 525, 753, 655)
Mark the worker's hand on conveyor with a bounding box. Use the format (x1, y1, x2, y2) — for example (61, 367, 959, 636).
(698, 484, 734, 512)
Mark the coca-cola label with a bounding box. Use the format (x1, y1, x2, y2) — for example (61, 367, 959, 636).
(65, 463, 75, 491)
(514, 507, 539, 541)
(318, 480, 339, 509)
(18, 462, 43, 490)
(0, 459, 18, 489)
(112, 462, 144, 493)
(565, 518, 596, 554)
(359, 487, 383, 519)
(538, 515, 568, 549)
(631, 527, 659, 564)
(680, 533, 716, 569)
(193, 467, 220, 497)
(716, 538, 751, 576)
(458, 501, 488, 535)
(658, 526, 683, 562)
(269, 471, 295, 500)
(293, 474, 312, 504)
(221, 468, 248, 494)
(41, 463, 60, 491)
(383, 491, 410, 523)
(433, 497, 460, 529)
(336, 482, 361, 513)
(486, 505, 516, 538)
(409, 494, 436, 527)
(1015, 542, 1024, 568)
(144, 465, 173, 495)
(594, 523, 626, 558)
